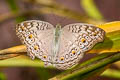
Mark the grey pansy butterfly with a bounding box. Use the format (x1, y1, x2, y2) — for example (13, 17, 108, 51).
(16, 20, 105, 70)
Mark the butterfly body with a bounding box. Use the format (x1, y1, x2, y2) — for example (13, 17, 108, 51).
(16, 20, 105, 70)
(52, 24, 61, 64)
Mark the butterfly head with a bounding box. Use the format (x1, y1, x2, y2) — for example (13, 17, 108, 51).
(56, 24, 62, 29)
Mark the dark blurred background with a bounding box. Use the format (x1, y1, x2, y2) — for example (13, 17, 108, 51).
(0, 0, 120, 80)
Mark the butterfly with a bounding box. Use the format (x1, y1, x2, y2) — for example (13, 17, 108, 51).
(16, 20, 105, 70)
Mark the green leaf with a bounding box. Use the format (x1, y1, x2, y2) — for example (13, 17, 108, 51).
(37, 68, 52, 80)
(49, 52, 120, 80)
(101, 69, 120, 79)
(0, 72, 6, 80)
(81, 0, 104, 20)
(6, 0, 25, 22)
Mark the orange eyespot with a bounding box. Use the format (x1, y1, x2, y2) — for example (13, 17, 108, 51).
(34, 45, 38, 50)
(72, 50, 76, 54)
(43, 55, 47, 58)
(29, 34, 33, 39)
(81, 38, 86, 43)
(60, 57, 64, 61)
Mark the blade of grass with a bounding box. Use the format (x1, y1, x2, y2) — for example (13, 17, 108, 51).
(0, 55, 44, 67)
(49, 52, 120, 80)
(101, 69, 120, 79)
(76, 65, 110, 80)
(0, 72, 6, 80)
(97, 21, 120, 33)
(36, 68, 52, 80)
(6, 0, 25, 22)
(81, 0, 104, 20)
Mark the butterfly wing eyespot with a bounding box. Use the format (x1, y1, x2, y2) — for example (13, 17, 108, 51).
(43, 55, 47, 59)
(34, 45, 39, 50)
(81, 38, 86, 43)
(60, 57, 64, 61)
(72, 50, 76, 55)
(28, 34, 33, 39)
